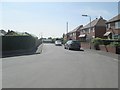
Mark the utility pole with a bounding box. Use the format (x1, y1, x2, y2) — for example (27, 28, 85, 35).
(66, 22, 68, 34)
(82, 14, 92, 49)
(66, 22, 68, 40)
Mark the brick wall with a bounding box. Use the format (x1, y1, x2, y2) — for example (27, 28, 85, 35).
(81, 42, 90, 49)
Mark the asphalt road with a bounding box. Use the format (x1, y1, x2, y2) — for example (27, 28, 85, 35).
(2, 44, 118, 88)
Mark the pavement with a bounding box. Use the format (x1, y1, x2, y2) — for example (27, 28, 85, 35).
(2, 44, 118, 88)
(83, 48, 119, 61)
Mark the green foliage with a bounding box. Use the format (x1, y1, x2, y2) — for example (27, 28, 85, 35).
(102, 40, 111, 45)
(91, 38, 103, 46)
(48, 37, 52, 39)
(2, 36, 37, 51)
(91, 37, 120, 49)
(63, 40, 67, 44)
(110, 42, 120, 47)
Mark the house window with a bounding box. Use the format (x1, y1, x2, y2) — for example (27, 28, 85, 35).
(83, 30, 85, 33)
(89, 28, 90, 33)
(115, 21, 120, 29)
(70, 34, 72, 37)
(92, 28, 95, 32)
(73, 33, 76, 37)
(106, 24, 108, 29)
(92, 36, 95, 38)
(107, 24, 111, 29)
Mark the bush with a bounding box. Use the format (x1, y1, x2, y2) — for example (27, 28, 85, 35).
(63, 40, 67, 44)
(91, 38, 102, 50)
(110, 42, 120, 47)
(102, 39, 111, 45)
(91, 38, 103, 45)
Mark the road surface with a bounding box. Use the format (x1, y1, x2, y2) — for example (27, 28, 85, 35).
(2, 44, 118, 88)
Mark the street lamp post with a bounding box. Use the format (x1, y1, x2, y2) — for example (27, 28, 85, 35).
(82, 15, 91, 33)
(82, 14, 92, 49)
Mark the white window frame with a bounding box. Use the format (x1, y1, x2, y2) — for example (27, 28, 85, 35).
(115, 21, 120, 29)
(108, 23, 111, 29)
(92, 28, 95, 32)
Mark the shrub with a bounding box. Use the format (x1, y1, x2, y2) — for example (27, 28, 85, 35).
(91, 38, 102, 50)
(110, 42, 120, 47)
(91, 38, 103, 45)
(102, 39, 111, 45)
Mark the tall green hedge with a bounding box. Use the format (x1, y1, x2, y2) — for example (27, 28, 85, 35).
(2, 36, 37, 51)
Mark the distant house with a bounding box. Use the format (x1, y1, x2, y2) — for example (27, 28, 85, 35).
(0, 30, 7, 36)
(79, 16, 106, 41)
(104, 14, 120, 39)
(65, 25, 83, 41)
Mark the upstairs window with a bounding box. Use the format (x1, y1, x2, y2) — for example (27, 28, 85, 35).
(115, 21, 120, 29)
(107, 24, 111, 29)
(92, 28, 95, 32)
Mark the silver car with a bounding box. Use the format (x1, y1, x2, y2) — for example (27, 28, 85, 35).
(55, 40, 62, 46)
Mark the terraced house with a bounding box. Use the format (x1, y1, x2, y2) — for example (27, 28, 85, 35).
(79, 16, 106, 41)
(67, 25, 83, 40)
(104, 14, 120, 39)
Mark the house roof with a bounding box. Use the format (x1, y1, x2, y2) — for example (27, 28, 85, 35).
(82, 19, 99, 29)
(81, 17, 106, 30)
(68, 25, 83, 34)
(0, 30, 7, 36)
(107, 14, 120, 23)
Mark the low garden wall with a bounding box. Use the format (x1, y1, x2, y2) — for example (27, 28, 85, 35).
(81, 38, 120, 54)
(81, 42, 90, 49)
(99, 45, 120, 54)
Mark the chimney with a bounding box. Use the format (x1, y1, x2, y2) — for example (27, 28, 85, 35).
(100, 16, 103, 19)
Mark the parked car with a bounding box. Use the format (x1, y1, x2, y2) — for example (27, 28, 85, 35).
(64, 40, 81, 50)
(55, 40, 62, 46)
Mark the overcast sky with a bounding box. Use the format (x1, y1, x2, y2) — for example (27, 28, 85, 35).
(1, 2, 118, 38)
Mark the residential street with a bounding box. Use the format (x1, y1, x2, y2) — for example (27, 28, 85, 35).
(2, 44, 118, 88)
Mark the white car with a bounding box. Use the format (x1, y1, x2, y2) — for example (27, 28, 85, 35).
(55, 40, 62, 46)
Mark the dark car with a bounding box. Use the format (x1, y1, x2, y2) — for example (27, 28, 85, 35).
(64, 40, 81, 50)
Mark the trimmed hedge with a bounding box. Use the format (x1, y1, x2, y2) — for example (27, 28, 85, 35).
(2, 36, 38, 51)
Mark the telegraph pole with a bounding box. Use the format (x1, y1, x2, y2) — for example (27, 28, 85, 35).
(66, 22, 68, 34)
(66, 22, 68, 40)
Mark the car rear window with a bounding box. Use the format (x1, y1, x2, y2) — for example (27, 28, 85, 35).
(72, 41, 80, 44)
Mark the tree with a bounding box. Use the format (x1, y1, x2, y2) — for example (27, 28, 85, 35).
(48, 37, 52, 39)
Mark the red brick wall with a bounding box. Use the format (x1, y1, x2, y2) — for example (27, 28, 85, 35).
(107, 46, 116, 53)
(99, 45, 116, 54)
(95, 26, 106, 38)
(81, 42, 90, 49)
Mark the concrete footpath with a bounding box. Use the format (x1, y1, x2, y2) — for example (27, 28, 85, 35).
(84, 48, 119, 61)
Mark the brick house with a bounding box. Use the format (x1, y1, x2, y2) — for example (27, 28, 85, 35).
(79, 16, 106, 41)
(104, 14, 120, 39)
(0, 30, 7, 36)
(67, 25, 83, 40)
